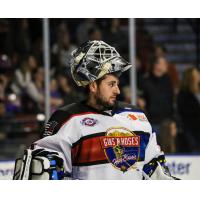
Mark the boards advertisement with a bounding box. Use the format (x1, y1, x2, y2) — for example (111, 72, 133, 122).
(0, 155, 200, 180)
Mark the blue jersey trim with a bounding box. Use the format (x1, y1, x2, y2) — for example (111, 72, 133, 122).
(0, 160, 15, 162)
(113, 109, 144, 115)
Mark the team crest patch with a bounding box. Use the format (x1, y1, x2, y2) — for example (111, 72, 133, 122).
(81, 117, 98, 127)
(100, 127, 140, 172)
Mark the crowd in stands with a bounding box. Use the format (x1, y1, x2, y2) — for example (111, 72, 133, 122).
(0, 18, 200, 157)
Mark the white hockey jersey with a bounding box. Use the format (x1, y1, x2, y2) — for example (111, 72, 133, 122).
(33, 101, 162, 180)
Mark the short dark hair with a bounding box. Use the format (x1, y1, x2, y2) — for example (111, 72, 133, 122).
(84, 75, 105, 95)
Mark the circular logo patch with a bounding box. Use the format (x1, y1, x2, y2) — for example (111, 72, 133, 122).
(81, 117, 98, 127)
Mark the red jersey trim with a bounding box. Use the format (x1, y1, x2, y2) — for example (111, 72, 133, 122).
(72, 134, 107, 165)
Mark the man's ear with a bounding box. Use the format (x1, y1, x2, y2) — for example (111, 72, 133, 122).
(89, 81, 97, 93)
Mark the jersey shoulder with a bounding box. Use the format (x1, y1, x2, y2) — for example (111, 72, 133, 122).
(114, 101, 152, 134)
(43, 102, 84, 137)
(114, 101, 144, 113)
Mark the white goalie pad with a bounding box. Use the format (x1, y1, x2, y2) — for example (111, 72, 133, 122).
(13, 149, 32, 180)
(13, 149, 66, 180)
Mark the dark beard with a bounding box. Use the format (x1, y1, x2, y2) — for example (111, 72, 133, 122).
(95, 91, 116, 110)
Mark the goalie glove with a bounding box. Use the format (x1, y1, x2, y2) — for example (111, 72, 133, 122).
(142, 155, 180, 180)
(13, 149, 70, 180)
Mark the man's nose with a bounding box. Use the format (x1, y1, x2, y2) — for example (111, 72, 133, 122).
(114, 85, 120, 95)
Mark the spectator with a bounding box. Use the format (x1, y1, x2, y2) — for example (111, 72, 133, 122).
(52, 28, 77, 72)
(57, 73, 79, 105)
(0, 101, 7, 141)
(27, 54, 38, 72)
(0, 74, 8, 101)
(10, 56, 34, 96)
(88, 26, 102, 41)
(0, 66, 22, 114)
(24, 67, 45, 113)
(136, 19, 154, 73)
(158, 119, 178, 153)
(140, 56, 174, 133)
(177, 66, 200, 152)
(50, 78, 64, 113)
(24, 69, 64, 114)
(104, 19, 128, 58)
(10, 51, 20, 69)
(121, 85, 146, 111)
(154, 45, 180, 95)
(76, 19, 96, 45)
(121, 85, 131, 104)
(0, 100, 13, 141)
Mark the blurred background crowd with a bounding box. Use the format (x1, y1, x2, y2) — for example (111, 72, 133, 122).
(0, 18, 200, 160)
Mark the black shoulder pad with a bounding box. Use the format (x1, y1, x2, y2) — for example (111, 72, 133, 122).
(43, 109, 70, 137)
(43, 102, 89, 137)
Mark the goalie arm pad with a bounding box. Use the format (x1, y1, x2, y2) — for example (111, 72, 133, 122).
(13, 148, 71, 180)
(142, 155, 180, 180)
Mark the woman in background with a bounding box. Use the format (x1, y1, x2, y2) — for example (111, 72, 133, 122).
(158, 119, 178, 153)
(177, 67, 200, 152)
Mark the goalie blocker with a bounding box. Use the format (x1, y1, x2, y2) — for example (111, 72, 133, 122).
(13, 149, 70, 180)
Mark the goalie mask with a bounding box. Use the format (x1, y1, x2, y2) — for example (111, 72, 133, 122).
(70, 40, 132, 87)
